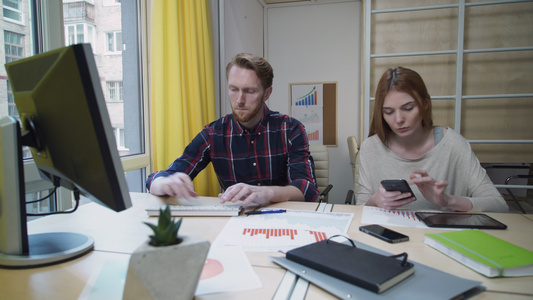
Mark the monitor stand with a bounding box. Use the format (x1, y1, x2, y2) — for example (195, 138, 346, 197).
(0, 116, 94, 268)
(0, 232, 94, 268)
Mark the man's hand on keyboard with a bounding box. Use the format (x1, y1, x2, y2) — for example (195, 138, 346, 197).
(219, 183, 304, 206)
(219, 183, 274, 206)
(149, 173, 198, 200)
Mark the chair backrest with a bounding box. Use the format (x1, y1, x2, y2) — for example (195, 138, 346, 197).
(309, 144, 330, 201)
(347, 136, 360, 197)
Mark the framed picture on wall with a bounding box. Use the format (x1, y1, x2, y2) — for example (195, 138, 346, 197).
(290, 82, 337, 146)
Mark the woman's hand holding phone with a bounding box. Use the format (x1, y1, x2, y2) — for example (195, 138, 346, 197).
(372, 179, 416, 209)
(381, 179, 416, 200)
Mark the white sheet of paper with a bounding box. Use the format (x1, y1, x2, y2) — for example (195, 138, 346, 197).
(212, 210, 353, 252)
(195, 246, 262, 295)
(360, 206, 429, 228)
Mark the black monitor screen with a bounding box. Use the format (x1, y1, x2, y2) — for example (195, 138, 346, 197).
(6, 43, 131, 211)
(0, 43, 132, 268)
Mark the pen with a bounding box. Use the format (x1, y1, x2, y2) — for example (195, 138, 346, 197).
(244, 209, 286, 215)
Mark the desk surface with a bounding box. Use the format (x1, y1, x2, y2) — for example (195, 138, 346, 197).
(1, 193, 532, 299)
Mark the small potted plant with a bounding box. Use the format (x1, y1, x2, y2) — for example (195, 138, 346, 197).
(123, 204, 210, 300)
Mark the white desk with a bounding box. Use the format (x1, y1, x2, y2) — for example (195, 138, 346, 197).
(1, 192, 532, 299)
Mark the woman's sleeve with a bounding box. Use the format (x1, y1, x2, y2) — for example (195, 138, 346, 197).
(466, 151, 509, 213)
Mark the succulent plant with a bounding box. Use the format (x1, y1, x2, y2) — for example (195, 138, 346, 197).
(144, 204, 183, 246)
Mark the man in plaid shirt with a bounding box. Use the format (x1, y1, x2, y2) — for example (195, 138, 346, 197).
(147, 53, 319, 206)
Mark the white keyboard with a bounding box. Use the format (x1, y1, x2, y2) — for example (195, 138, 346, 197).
(146, 204, 243, 217)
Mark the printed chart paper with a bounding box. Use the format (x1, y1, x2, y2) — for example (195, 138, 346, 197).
(213, 210, 353, 252)
(360, 206, 428, 228)
(291, 84, 324, 144)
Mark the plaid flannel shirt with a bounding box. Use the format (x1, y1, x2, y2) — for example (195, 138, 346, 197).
(146, 105, 319, 202)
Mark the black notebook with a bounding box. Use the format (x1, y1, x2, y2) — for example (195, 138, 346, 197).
(286, 237, 414, 293)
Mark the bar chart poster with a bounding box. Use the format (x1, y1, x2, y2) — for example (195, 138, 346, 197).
(291, 84, 324, 144)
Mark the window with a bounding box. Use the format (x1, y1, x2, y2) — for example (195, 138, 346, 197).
(65, 23, 95, 48)
(114, 127, 127, 152)
(4, 31, 24, 63)
(107, 81, 123, 102)
(106, 31, 122, 53)
(4, 31, 25, 155)
(0, 0, 149, 214)
(6, 80, 17, 116)
(3, 0, 23, 23)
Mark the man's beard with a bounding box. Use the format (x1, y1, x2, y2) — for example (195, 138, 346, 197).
(232, 102, 263, 123)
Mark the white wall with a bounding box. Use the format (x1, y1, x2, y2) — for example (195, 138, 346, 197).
(219, 0, 361, 203)
(221, 0, 264, 116)
(266, 2, 361, 203)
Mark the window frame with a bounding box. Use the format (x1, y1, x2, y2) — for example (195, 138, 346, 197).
(23, 0, 151, 209)
(65, 23, 96, 48)
(106, 80, 124, 102)
(3, 0, 24, 24)
(105, 30, 122, 53)
(4, 31, 25, 63)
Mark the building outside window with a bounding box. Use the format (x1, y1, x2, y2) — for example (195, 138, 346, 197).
(114, 127, 128, 156)
(106, 31, 122, 53)
(3, 0, 23, 23)
(6, 80, 17, 116)
(0, 0, 148, 214)
(107, 81, 123, 102)
(65, 23, 95, 48)
(4, 31, 24, 63)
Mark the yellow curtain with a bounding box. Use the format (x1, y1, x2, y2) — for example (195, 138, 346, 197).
(150, 0, 219, 196)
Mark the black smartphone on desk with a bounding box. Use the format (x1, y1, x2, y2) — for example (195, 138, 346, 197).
(381, 179, 416, 201)
(359, 224, 409, 243)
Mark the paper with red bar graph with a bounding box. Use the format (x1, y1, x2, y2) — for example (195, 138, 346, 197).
(212, 210, 353, 252)
(360, 206, 430, 228)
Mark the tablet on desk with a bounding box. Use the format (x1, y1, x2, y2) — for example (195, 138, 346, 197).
(415, 212, 507, 229)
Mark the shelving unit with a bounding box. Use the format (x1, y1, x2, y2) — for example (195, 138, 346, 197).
(362, 0, 533, 209)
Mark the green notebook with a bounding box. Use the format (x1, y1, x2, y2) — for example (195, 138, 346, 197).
(424, 230, 533, 277)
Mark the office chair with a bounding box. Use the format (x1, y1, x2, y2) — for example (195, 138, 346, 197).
(345, 136, 360, 204)
(309, 144, 333, 203)
(505, 175, 532, 214)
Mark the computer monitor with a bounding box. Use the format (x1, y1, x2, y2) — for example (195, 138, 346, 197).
(0, 43, 132, 268)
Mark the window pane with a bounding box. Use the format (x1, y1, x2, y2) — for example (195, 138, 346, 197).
(3, 0, 22, 22)
(76, 24, 84, 43)
(25, 189, 57, 215)
(106, 32, 114, 51)
(3, 0, 20, 10)
(4, 31, 24, 62)
(87, 25, 94, 45)
(118, 81, 123, 101)
(62, 1, 144, 160)
(1, 1, 146, 196)
(119, 128, 125, 147)
(108, 81, 116, 101)
(67, 25, 75, 44)
(116, 32, 122, 51)
(3, 9, 20, 21)
(2, 31, 27, 151)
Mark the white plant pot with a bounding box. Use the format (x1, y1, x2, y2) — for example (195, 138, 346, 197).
(123, 236, 210, 300)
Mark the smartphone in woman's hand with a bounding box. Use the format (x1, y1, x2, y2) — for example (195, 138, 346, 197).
(381, 179, 416, 201)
